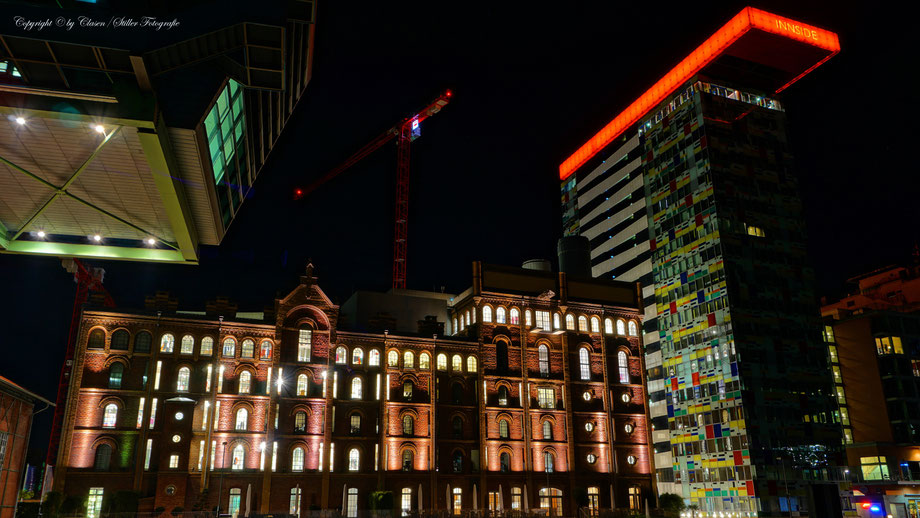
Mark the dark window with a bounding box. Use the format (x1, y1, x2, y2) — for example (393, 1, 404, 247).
(402, 450, 413, 471)
(109, 363, 124, 389)
(452, 451, 463, 473)
(110, 330, 129, 350)
(498, 386, 509, 407)
(496, 340, 509, 373)
(94, 444, 112, 471)
(88, 329, 105, 349)
(134, 331, 152, 353)
(452, 416, 463, 438)
(500, 452, 510, 473)
(452, 383, 463, 404)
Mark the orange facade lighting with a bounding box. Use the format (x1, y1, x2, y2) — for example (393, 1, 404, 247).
(558, 7, 840, 181)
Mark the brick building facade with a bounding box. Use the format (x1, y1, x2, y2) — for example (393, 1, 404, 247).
(54, 262, 652, 516)
(0, 376, 53, 518)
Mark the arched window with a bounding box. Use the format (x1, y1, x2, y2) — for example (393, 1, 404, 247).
(616, 319, 626, 335)
(348, 448, 360, 471)
(496, 307, 507, 324)
(94, 444, 112, 471)
(231, 444, 245, 470)
(628, 321, 638, 336)
(335, 346, 348, 364)
(291, 447, 305, 472)
(578, 316, 588, 332)
(350, 413, 362, 435)
(294, 411, 306, 432)
(108, 363, 124, 389)
(296, 374, 309, 396)
(222, 337, 236, 357)
(579, 347, 591, 380)
(102, 404, 118, 428)
(180, 335, 195, 354)
(542, 421, 553, 440)
(553, 313, 561, 330)
(160, 333, 174, 353)
(369, 349, 380, 366)
(402, 450, 413, 471)
(452, 451, 463, 473)
(538, 345, 549, 376)
(452, 354, 463, 371)
(388, 350, 399, 367)
(525, 310, 533, 327)
(482, 306, 492, 323)
(238, 371, 251, 394)
(110, 330, 129, 350)
(452, 318, 459, 335)
(565, 314, 575, 330)
(241, 339, 255, 358)
(235, 408, 248, 431)
(352, 348, 364, 365)
(403, 351, 415, 369)
(452, 416, 463, 438)
(260, 340, 273, 359)
(199, 336, 213, 356)
(496, 340, 509, 373)
(500, 452, 510, 473)
(591, 316, 600, 333)
(297, 326, 312, 362)
(498, 386, 509, 406)
(465, 311, 471, 326)
(604, 318, 614, 335)
(618, 351, 629, 383)
(452, 383, 463, 404)
(437, 354, 448, 370)
(402, 415, 414, 435)
(177, 366, 190, 391)
(499, 419, 510, 439)
(510, 308, 520, 325)
(403, 381, 414, 399)
(467, 356, 477, 373)
(419, 353, 430, 369)
(351, 377, 363, 399)
(544, 451, 555, 472)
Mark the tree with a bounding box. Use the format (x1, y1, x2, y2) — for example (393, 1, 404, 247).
(658, 493, 685, 516)
(40, 491, 62, 518)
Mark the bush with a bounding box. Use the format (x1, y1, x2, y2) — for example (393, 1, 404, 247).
(60, 495, 83, 516)
(41, 491, 63, 518)
(659, 493, 685, 512)
(368, 491, 393, 512)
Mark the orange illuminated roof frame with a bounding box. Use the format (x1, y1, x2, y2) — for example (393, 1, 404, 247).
(558, 7, 840, 180)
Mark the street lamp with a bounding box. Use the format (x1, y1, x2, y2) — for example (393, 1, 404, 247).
(217, 441, 228, 518)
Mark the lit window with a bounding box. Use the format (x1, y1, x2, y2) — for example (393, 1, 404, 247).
(496, 307, 507, 324)
(169, 454, 179, 468)
(616, 320, 626, 335)
(579, 348, 590, 380)
(538, 345, 549, 375)
(298, 327, 312, 362)
(352, 348, 364, 365)
(404, 351, 415, 369)
(403, 381, 413, 399)
(628, 321, 638, 336)
(626, 455, 637, 465)
(624, 423, 634, 434)
(294, 411, 306, 433)
(229, 488, 242, 516)
(538, 388, 555, 409)
(402, 449, 413, 471)
(578, 316, 588, 332)
(498, 386, 509, 406)
(604, 318, 614, 334)
(452, 451, 463, 473)
(351, 377, 363, 399)
(235, 409, 248, 431)
(103, 404, 118, 428)
(510, 308, 520, 325)
(419, 353, 430, 369)
(222, 337, 236, 357)
(203, 79, 247, 186)
(180, 335, 194, 354)
(544, 451, 554, 473)
(348, 448, 360, 471)
(200, 337, 213, 356)
(467, 356, 477, 373)
(465, 311, 471, 326)
(177, 367, 190, 391)
(628, 487, 641, 510)
(336, 346, 348, 364)
(437, 354, 448, 370)
(402, 415, 414, 435)
(582, 391, 592, 402)
(511, 487, 521, 510)
(553, 313, 561, 329)
(542, 420, 552, 440)
(350, 413, 361, 435)
(823, 325, 835, 343)
(291, 447, 305, 472)
(290, 487, 302, 516)
(87, 488, 104, 518)
(239, 371, 251, 394)
(297, 374, 308, 396)
(565, 314, 575, 330)
(621, 393, 631, 403)
(160, 334, 174, 353)
(525, 310, 532, 327)
(452, 487, 462, 514)
(401, 488, 412, 516)
(109, 363, 124, 389)
(260, 340, 273, 360)
(585, 422, 594, 432)
(499, 419, 510, 439)
(483, 306, 493, 323)
(231, 445, 245, 470)
(875, 336, 904, 355)
(586, 454, 596, 464)
(453, 318, 458, 334)
(618, 351, 629, 383)
(535, 311, 551, 331)
(452, 354, 463, 371)
(590, 317, 600, 333)
(388, 350, 399, 367)
(241, 339, 254, 358)
(745, 224, 765, 237)
(369, 349, 380, 366)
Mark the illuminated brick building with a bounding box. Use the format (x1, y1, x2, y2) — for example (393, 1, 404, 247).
(0, 376, 53, 518)
(559, 7, 845, 515)
(821, 264, 920, 516)
(53, 262, 652, 516)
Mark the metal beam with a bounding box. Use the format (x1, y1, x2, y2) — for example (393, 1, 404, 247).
(2, 240, 193, 263)
(0, 220, 9, 250)
(0, 105, 152, 128)
(137, 125, 200, 262)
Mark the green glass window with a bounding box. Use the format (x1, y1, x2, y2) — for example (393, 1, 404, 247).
(203, 79, 246, 185)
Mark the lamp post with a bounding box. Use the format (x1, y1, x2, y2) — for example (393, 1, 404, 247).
(217, 441, 228, 518)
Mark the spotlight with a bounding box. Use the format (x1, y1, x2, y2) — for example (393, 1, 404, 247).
(94, 125, 105, 134)
(145, 238, 156, 246)
(36, 230, 46, 238)
(92, 234, 102, 242)
(15, 117, 25, 125)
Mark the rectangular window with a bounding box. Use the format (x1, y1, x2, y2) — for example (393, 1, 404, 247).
(272, 441, 278, 472)
(0, 432, 8, 472)
(206, 365, 213, 392)
(860, 456, 890, 480)
(144, 439, 152, 470)
(136, 398, 145, 429)
(347, 490, 358, 518)
(912, 360, 920, 377)
(298, 329, 312, 362)
(148, 398, 158, 429)
(401, 489, 412, 517)
(87, 488, 104, 518)
(535, 311, 551, 331)
(153, 361, 162, 390)
(210, 441, 216, 470)
(290, 488, 302, 517)
(228, 491, 241, 517)
(823, 325, 835, 343)
(169, 454, 179, 468)
(213, 401, 221, 431)
(538, 388, 555, 409)
(218, 365, 225, 393)
(198, 440, 205, 471)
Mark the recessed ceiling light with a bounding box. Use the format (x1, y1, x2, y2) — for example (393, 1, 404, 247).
(15, 117, 25, 125)
(37, 230, 46, 238)
(94, 125, 105, 134)
(92, 234, 102, 242)
(146, 238, 156, 246)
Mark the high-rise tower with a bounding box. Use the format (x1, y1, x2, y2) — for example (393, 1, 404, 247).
(560, 8, 843, 515)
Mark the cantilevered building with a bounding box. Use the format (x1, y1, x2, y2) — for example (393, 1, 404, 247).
(560, 7, 844, 515)
(0, 0, 316, 264)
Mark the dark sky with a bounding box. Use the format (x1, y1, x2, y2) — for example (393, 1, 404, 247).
(1, 1, 915, 460)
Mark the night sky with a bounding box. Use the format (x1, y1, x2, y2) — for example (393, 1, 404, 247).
(0, 1, 915, 460)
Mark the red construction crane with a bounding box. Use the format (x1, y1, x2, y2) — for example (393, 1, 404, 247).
(46, 258, 115, 466)
(294, 89, 452, 289)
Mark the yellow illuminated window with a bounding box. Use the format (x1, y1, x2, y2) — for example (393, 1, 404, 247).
(745, 224, 765, 237)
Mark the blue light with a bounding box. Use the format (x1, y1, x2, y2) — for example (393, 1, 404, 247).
(870, 504, 881, 512)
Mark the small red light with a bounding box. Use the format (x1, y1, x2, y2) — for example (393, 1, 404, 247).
(295, 189, 303, 196)
(446, 90, 452, 97)
(861, 503, 871, 509)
